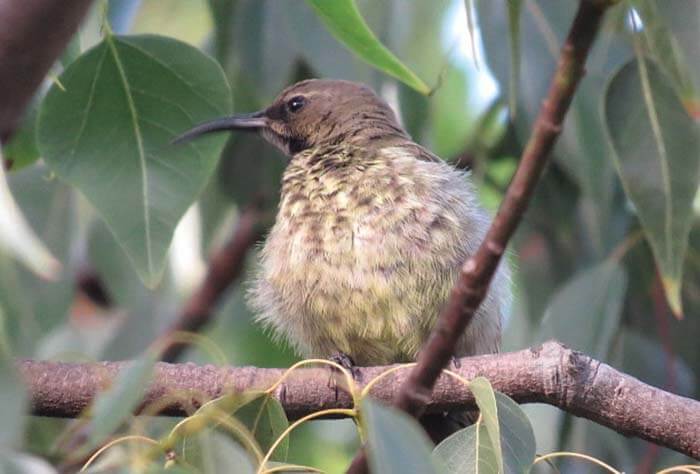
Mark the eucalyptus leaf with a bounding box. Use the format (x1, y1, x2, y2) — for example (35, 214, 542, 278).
(235, 394, 289, 462)
(433, 423, 498, 474)
(433, 391, 535, 474)
(84, 352, 157, 453)
(304, 0, 430, 94)
(181, 429, 256, 474)
(0, 344, 26, 447)
(540, 261, 627, 359)
(37, 34, 232, 287)
(604, 58, 700, 316)
(361, 398, 439, 474)
(468, 377, 503, 473)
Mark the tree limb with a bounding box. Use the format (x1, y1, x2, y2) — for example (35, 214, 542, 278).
(0, 0, 94, 141)
(18, 341, 699, 460)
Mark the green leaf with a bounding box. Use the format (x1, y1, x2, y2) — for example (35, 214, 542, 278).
(433, 423, 497, 474)
(235, 394, 289, 462)
(304, 0, 430, 94)
(540, 261, 627, 359)
(3, 106, 39, 172)
(37, 34, 232, 287)
(0, 452, 57, 474)
(433, 391, 535, 474)
(631, 0, 698, 115)
(0, 158, 60, 281)
(182, 430, 256, 474)
(468, 378, 503, 473)
(361, 398, 439, 474)
(604, 58, 700, 316)
(506, 0, 522, 117)
(0, 342, 26, 447)
(84, 351, 157, 453)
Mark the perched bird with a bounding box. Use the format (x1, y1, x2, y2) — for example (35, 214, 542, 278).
(175, 78, 510, 371)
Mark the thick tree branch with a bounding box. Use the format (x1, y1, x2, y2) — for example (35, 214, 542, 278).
(18, 341, 700, 460)
(348, 2, 617, 470)
(0, 0, 94, 141)
(159, 204, 264, 362)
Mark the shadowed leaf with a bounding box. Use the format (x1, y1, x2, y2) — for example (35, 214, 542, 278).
(604, 58, 700, 316)
(362, 398, 439, 474)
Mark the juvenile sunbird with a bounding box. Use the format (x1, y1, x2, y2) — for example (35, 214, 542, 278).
(175, 79, 510, 372)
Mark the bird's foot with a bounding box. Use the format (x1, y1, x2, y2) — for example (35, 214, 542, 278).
(451, 355, 462, 369)
(327, 352, 359, 401)
(329, 352, 361, 380)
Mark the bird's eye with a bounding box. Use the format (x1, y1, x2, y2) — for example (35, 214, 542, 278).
(287, 96, 306, 113)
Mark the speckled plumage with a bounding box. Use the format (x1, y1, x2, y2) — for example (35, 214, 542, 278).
(245, 80, 510, 366)
(175, 78, 510, 367)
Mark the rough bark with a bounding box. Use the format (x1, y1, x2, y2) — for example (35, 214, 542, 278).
(18, 341, 700, 460)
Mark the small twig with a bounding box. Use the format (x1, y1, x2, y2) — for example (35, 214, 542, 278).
(348, 1, 616, 471)
(159, 204, 264, 362)
(17, 341, 700, 460)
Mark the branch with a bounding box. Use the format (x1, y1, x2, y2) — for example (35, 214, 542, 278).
(159, 204, 264, 362)
(347, 2, 616, 470)
(0, 0, 93, 141)
(18, 341, 700, 460)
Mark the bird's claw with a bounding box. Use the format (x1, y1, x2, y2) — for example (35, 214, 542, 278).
(327, 352, 359, 402)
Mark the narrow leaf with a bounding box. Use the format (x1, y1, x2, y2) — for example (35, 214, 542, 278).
(0, 154, 60, 280)
(468, 377, 503, 474)
(506, 0, 522, 117)
(604, 58, 700, 316)
(235, 394, 289, 462)
(0, 339, 26, 447)
(37, 34, 231, 287)
(84, 352, 157, 453)
(305, 0, 430, 94)
(361, 398, 439, 474)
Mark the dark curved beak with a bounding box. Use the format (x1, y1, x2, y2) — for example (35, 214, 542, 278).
(171, 111, 267, 145)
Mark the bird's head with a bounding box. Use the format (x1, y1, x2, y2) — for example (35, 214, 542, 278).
(173, 79, 407, 156)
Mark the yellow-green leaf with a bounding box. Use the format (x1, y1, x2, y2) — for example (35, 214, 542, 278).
(305, 0, 430, 94)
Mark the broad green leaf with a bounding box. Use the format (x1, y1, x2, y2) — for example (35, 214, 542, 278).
(84, 352, 157, 453)
(604, 58, 700, 316)
(433, 423, 497, 474)
(493, 393, 536, 474)
(468, 378, 503, 473)
(361, 398, 439, 474)
(0, 341, 26, 447)
(37, 34, 232, 287)
(540, 261, 627, 359)
(235, 394, 289, 462)
(304, 0, 430, 94)
(433, 392, 535, 474)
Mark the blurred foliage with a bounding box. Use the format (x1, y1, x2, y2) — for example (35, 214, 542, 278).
(0, 0, 698, 472)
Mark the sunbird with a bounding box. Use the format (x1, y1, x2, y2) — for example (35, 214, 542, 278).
(175, 79, 511, 439)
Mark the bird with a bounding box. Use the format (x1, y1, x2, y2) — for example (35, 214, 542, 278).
(174, 78, 510, 399)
